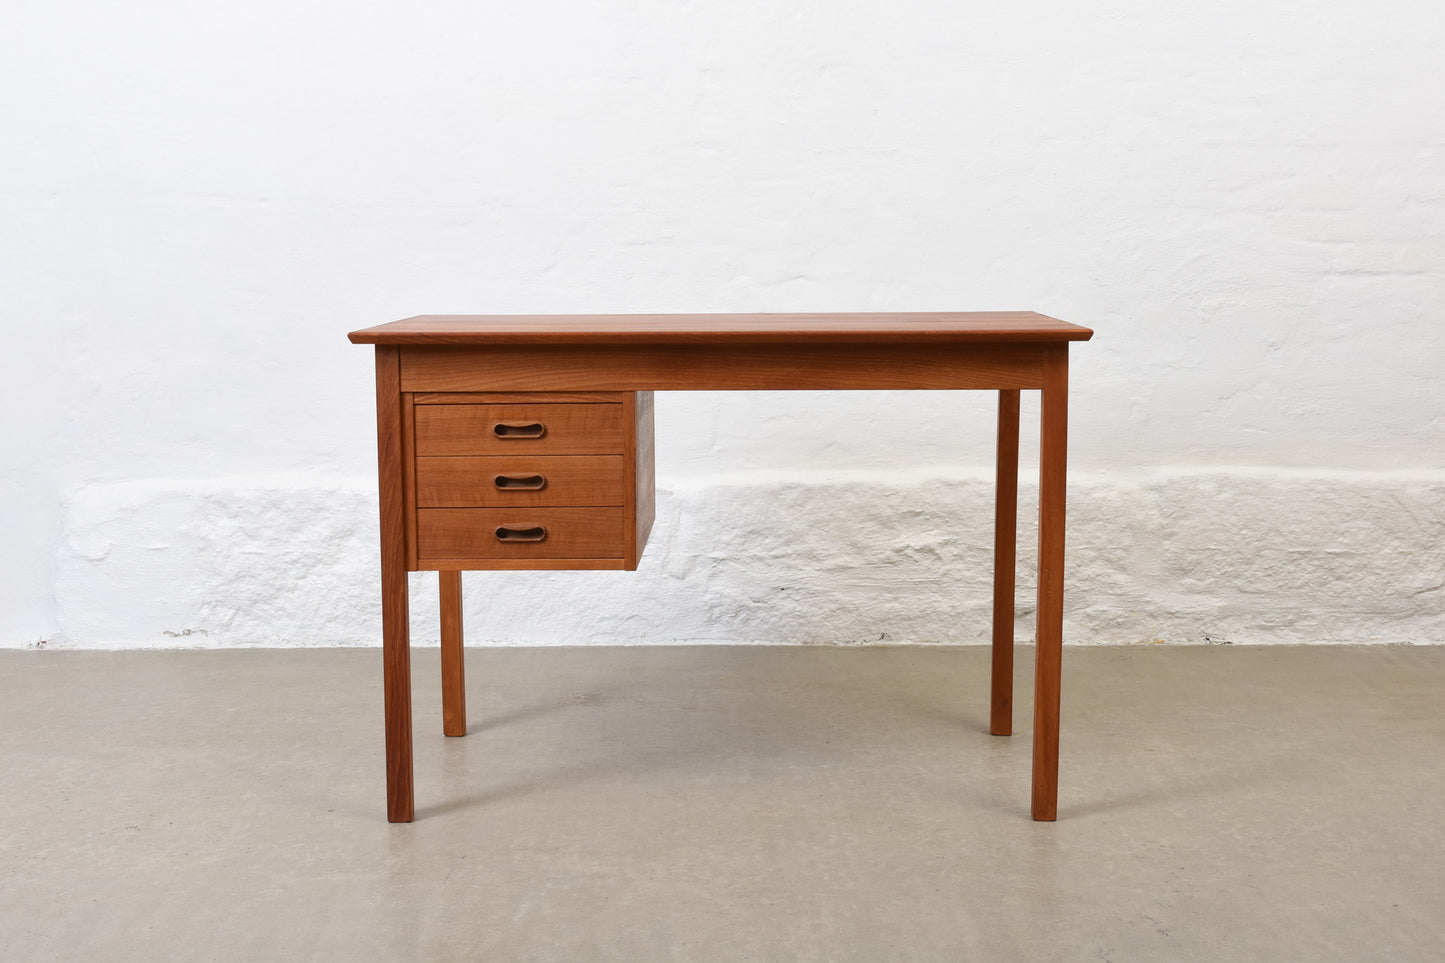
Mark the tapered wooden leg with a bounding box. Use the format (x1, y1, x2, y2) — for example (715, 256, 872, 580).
(991, 390, 1020, 736)
(375, 346, 414, 823)
(1032, 345, 1069, 821)
(440, 570, 467, 737)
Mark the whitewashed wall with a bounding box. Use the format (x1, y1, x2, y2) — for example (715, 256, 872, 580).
(3, 0, 1442, 647)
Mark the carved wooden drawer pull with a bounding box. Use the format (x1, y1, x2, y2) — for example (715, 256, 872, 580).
(492, 474, 547, 491)
(494, 525, 547, 543)
(492, 422, 546, 439)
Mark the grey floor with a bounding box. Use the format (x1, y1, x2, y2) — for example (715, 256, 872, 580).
(2, 645, 1443, 961)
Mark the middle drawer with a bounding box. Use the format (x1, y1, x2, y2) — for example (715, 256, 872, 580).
(416, 455, 626, 508)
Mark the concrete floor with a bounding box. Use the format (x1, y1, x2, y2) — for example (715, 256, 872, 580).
(2, 645, 1443, 961)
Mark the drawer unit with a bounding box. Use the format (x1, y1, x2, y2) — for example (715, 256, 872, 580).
(402, 391, 654, 571)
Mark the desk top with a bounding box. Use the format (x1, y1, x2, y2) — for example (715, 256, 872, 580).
(349, 312, 1093, 346)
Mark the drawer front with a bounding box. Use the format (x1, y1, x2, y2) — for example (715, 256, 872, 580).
(416, 455, 625, 508)
(414, 404, 625, 456)
(417, 507, 626, 560)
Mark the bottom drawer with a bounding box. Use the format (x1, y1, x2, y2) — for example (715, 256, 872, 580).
(416, 507, 626, 560)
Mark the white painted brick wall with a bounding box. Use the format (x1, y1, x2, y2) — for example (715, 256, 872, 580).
(50, 469, 1445, 647)
(4, 1, 1443, 646)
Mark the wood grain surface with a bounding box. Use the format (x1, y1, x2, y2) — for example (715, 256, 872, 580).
(400, 343, 1050, 392)
(414, 403, 626, 455)
(350, 312, 1093, 345)
(416, 455, 626, 508)
(417, 507, 627, 560)
(991, 389, 1020, 738)
(374, 347, 414, 822)
(1032, 345, 1069, 822)
(439, 570, 466, 737)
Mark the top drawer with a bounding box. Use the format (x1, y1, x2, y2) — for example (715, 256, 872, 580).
(414, 403, 627, 456)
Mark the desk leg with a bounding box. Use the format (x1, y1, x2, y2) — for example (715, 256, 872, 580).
(991, 390, 1020, 736)
(375, 346, 415, 823)
(440, 571, 467, 737)
(1032, 345, 1069, 821)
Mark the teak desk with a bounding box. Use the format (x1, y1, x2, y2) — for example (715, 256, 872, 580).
(348, 312, 1094, 822)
